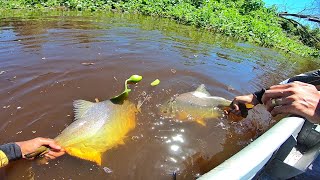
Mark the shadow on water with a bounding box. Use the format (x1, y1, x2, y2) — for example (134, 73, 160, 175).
(0, 10, 319, 179)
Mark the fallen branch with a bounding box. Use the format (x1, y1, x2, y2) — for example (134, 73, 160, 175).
(278, 15, 320, 44)
(278, 12, 320, 23)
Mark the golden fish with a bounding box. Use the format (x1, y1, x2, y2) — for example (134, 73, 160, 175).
(26, 75, 142, 165)
(26, 99, 137, 165)
(56, 99, 136, 165)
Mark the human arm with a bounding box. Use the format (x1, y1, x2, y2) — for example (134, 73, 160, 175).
(16, 137, 65, 160)
(262, 81, 320, 124)
(0, 143, 20, 168)
(231, 70, 320, 123)
(0, 137, 65, 168)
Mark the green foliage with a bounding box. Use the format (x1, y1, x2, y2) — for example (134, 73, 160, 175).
(1, 0, 319, 57)
(240, 0, 264, 14)
(280, 19, 320, 51)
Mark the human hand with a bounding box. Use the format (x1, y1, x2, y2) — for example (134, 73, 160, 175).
(262, 81, 320, 124)
(16, 137, 65, 160)
(229, 94, 259, 116)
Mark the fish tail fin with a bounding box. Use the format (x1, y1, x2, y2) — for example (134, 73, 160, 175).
(66, 147, 102, 165)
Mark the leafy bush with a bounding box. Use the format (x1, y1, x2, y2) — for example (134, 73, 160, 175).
(1, 0, 319, 57)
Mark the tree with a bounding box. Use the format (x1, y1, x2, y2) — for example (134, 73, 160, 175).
(277, 0, 320, 50)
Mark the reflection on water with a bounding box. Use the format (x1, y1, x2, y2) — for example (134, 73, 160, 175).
(0, 10, 319, 179)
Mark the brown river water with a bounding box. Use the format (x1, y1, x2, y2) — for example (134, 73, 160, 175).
(0, 10, 318, 180)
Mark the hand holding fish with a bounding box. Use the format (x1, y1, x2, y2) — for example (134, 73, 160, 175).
(262, 81, 320, 124)
(16, 137, 65, 160)
(229, 94, 259, 117)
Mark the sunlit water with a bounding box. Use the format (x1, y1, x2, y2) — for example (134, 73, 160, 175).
(0, 10, 318, 179)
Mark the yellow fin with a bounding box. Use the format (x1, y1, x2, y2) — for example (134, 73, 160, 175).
(245, 103, 254, 109)
(66, 147, 102, 165)
(177, 111, 189, 120)
(196, 118, 206, 126)
(73, 100, 94, 120)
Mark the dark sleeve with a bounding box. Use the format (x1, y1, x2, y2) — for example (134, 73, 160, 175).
(253, 88, 266, 104)
(253, 69, 320, 104)
(280, 69, 320, 86)
(0, 143, 22, 161)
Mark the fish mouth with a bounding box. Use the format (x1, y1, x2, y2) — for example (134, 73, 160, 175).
(159, 98, 175, 115)
(160, 103, 170, 114)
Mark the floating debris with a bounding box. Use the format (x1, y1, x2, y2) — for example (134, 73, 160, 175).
(170, 157, 177, 163)
(3, 105, 10, 109)
(171, 69, 176, 74)
(17, 106, 22, 110)
(0, 71, 6, 75)
(141, 91, 147, 96)
(131, 136, 140, 141)
(151, 79, 160, 86)
(103, 167, 113, 174)
(16, 131, 22, 134)
(32, 131, 36, 134)
(81, 62, 95, 66)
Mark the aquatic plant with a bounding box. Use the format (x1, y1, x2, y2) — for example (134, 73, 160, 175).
(1, 0, 319, 57)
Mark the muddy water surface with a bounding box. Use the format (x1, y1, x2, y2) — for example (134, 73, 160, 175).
(0, 10, 318, 179)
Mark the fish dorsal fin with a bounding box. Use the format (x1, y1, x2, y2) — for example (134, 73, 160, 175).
(195, 84, 211, 96)
(73, 100, 95, 120)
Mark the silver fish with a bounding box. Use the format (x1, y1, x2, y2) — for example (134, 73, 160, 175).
(161, 84, 231, 125)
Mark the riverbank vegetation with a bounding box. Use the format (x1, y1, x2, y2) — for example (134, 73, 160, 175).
(1, 0, 319, 57)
